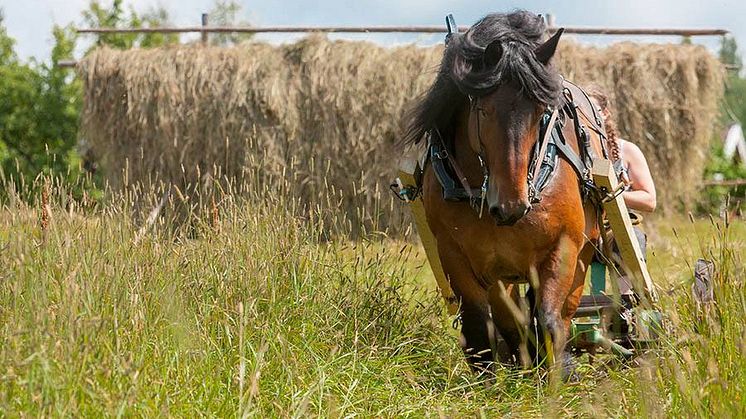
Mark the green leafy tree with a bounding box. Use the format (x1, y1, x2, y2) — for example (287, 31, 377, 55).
(699, 36, 746, 213)
(208, 0, 253, 46)
(0, 2, 183, 202)
(82, 0, 178, 50)
(720, 36, 746, 126)
(0, 17, 85, 194)
(719, 35, 742, 74)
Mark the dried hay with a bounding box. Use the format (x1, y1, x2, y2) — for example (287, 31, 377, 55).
(78, 36, 723, 234)
(556, 41, 724, 211)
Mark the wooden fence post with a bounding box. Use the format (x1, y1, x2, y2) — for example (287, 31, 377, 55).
(201, 13, 209, 45)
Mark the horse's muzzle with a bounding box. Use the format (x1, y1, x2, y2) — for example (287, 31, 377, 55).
(489, 201, 531, 226)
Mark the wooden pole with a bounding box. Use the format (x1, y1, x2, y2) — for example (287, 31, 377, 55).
(57, 60, 77, 68)
(591, 159, 658, 304)
(75, 25, 729, 37)
(703, 178, 746, 187)
(397, 159, 459, 315)
(201, 13, 209, 45)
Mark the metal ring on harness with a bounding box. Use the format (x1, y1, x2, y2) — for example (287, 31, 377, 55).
(434, 149, 448, 160)
(390, 182, 421, 202)
(600, 182, 627, 203)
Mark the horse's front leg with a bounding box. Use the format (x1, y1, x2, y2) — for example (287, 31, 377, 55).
(534, 236, 584, 378)
(488, 282, 530, 366)
(436, 235, 494, 374)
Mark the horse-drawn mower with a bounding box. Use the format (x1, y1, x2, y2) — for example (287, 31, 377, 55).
(389, 12, 707, 369)
(395, 157, 665, 360)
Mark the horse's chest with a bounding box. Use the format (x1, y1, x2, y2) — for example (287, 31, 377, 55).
(427, 206, 558, 279)
(455, 218, 554, 277)
(422, 168, 582, 283)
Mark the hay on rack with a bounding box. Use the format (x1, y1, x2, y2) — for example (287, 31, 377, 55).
(78, 36, 723, 234)
(556, 41, 723, 210)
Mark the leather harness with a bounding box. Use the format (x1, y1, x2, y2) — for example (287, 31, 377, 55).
(426, 79, 609, 213)
(408, 16, 611, 214)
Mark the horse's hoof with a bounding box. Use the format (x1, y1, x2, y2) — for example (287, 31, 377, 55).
(560, 353, 580, 382)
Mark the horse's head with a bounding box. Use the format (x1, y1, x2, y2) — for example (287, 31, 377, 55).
(402, 11, 564, 225)
(467, 30, 562, 225)
(444, 13, 563, 225)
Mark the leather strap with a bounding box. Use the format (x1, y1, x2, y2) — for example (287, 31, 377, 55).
(446, 150, 476, 202)
(531, 109, 559, 184)
(554, 127, 588, 181)
(563, 79, 606, 136)
(562, 79, 609, 159)
(430, 130, 483, 202)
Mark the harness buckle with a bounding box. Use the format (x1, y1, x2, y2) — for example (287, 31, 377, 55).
(452, 311, 463, 329)
(390, 179, 421, 202)
(434, 149, 448, 160)
(528, 182, 540, 204)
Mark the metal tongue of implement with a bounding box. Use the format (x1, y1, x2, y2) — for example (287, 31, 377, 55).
(445, 14, 457, 44)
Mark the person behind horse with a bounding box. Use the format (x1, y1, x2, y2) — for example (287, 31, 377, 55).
(587, 85, 657, 303)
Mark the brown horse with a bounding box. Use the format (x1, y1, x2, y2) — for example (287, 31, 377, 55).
(404, 11, 607, 374)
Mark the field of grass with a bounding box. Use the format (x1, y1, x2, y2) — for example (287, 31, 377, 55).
(1, 180, 744, 417)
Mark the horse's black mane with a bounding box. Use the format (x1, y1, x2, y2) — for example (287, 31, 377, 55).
(403, 10, 563, 146)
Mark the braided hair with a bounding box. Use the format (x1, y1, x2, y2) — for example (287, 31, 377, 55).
(586, 84, 621, 162)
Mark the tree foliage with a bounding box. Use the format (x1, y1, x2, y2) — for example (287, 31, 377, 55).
(208, 0, 253, 46)
(82, 0, 178, 51)
(0, 17, 81, 187)
(699, 36, 746, 212)
(719, 35, 743, 74)
(0, 1, 179, 199)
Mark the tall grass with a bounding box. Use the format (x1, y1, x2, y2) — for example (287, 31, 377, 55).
(0, 174, 743, 416)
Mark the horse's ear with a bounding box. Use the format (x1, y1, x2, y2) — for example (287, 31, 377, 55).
(535, 28, 564, 64)
(483, 40, 503, 67)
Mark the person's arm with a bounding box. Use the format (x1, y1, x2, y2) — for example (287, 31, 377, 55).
(622, 141, 657, 212)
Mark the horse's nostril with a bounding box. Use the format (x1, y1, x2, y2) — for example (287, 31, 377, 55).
(488, 201, 531, 226)
(519, 202, 531, 216)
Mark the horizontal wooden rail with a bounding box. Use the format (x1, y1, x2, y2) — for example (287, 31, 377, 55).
(553, 27, 727, 36)
(75, 25, 729, 37)
(56, 24, 729, 69)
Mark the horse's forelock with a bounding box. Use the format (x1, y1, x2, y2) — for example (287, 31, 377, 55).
(449, 11, 562, 105)
(401, 10, 561, 148)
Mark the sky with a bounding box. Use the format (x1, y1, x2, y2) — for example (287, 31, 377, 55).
(1, 0, 745, 61)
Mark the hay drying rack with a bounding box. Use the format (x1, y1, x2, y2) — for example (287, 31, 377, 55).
(58, 13, 730, 68)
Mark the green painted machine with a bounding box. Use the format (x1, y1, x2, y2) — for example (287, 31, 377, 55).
(569, 262, 663, 358)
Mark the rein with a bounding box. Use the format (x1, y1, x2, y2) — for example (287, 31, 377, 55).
(528, 108, 559, 202)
